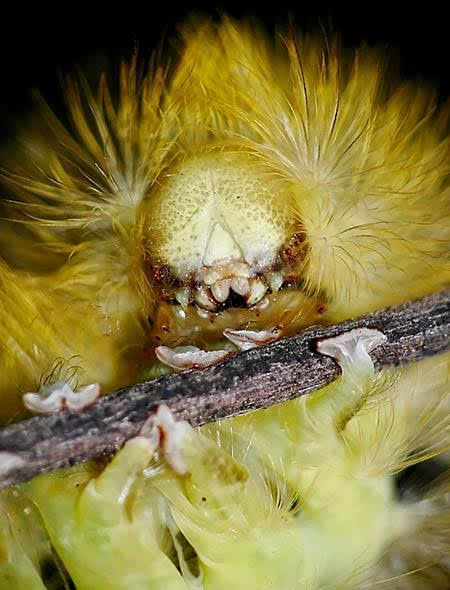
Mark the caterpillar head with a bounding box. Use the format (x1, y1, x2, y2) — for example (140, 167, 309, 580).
(143, 152, 307, 312)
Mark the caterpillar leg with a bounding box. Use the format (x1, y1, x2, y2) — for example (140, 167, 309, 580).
(150, 331, 392, 590)
(182, 328, 397, 588)
(155, 346, 232, 370)
(23, 382, 100, 414)
(223, 326, 282, 350)
(154, 415, 313, 590)
(24, 433, 189, 590)
(154, 326, 282, 370)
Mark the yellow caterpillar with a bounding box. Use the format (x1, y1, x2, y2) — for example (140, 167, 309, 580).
(0, 18, 448, 589)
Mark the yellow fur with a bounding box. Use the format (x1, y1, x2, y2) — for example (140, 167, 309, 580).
(0, 17, 448, 589)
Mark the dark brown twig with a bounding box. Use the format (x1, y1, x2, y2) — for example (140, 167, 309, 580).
(0, 290, 448, 489)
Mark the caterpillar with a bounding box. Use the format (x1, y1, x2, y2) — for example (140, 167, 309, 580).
(0, 17, 448, 589)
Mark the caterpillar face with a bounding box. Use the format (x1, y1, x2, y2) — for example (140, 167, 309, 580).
(143, 151, 326, 357)
(144, 152, 304, 311)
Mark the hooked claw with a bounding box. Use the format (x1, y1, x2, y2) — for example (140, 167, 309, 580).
(155, 345, 231, 370)
(223, 327, 282, 351)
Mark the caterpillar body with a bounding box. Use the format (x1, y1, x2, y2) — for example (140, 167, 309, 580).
(0, 18, 449, 590)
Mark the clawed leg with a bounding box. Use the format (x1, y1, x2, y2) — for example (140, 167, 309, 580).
(155, 325, 283, 371)
(223, 326, 282, 350)
(26, 404, 190, 590)
(310, 328, 387, 429)
(316, 328, 386, 376)
(22, 381, 101, 414)
(140, 405, 192, 475)
(155, 345, 232, 370)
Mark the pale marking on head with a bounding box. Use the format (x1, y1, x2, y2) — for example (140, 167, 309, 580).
(145, 153, 292, 276)
(203, 222, 242, 267)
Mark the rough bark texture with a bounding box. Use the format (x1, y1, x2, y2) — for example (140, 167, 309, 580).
(0, 290, 448, 489)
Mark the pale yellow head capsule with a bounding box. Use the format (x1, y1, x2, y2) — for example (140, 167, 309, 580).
(143, 152, 303, 311)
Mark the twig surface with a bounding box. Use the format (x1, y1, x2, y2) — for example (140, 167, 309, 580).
(0, 290, 448, 489)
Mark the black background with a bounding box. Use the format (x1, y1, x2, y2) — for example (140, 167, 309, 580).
(0, 2, 447, 138)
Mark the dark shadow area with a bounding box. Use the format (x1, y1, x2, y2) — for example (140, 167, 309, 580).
(0, 2, 447, 139)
